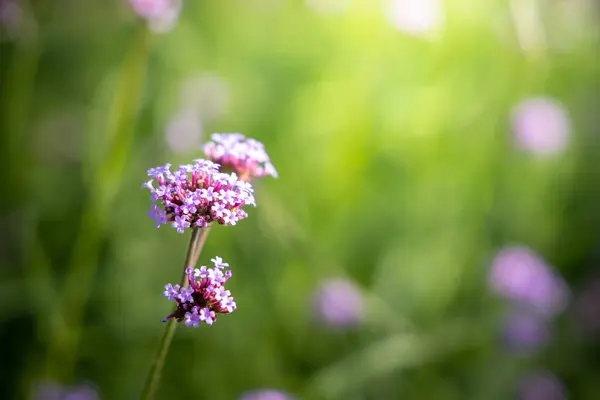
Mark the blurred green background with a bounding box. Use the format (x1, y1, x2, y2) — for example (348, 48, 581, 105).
(2, 0, 600, 399)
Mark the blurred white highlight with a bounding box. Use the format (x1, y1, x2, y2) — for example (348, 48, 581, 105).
(165, 108, 203, 155)
(385, 0, 444, 37)
(179, 73, 230, 121)
(508, 0, 546, 52)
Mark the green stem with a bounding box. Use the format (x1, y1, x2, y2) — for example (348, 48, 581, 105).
(140, 227, 212, 400)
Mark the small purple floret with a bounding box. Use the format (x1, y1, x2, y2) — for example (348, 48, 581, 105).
(163, 284, 180, 301)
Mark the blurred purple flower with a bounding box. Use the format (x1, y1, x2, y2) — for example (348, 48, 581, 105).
(574, 273, 600, 334)
(128, 0, 182, 33)
(203, 133, 278, 180)
(517, 371, 567, 400)
(238, 389, 294, 400)
(511, 97, 571, 156)
(489, 246, 570, 317)
(31, 382, 99, 400)
(162, 256, 236, 326)
(313, 279, 364, 328)
(499, 309, 551, 354)
(0, 0, 22, 41)
(385, 0, 444, 37)
(129, 0, 171, 19)
(165, 108, 203, 155)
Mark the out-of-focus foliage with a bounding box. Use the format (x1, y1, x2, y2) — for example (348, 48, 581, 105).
(1, 0, 599, 399)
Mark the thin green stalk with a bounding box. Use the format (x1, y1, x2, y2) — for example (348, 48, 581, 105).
(140, 227, 212, 400)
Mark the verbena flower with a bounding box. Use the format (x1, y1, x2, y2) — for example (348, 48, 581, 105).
(238, 389, 294, 400)
(312, 279, 365, 328)
(499, 309, 551, 355)
(0, 0, 21, 42)
(162, 257, 236, 326)
(128, 0, 175, 19)
(517, 371, 567, 400)
(31, 382, 99, 400)
(203, 133, 278, 180)
(488, 246, 570, 317)
(128, 0, 182, 33)
(511, 97, 570, 156)
(143, 159, 255, 233)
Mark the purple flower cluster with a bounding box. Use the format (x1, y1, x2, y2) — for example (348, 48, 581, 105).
(203, 133, 278, 180)
(143, 159, 255, 233)
(162, 256, 236, 326)
(488, 246, 569, 317)
(489, 247, 570, 397)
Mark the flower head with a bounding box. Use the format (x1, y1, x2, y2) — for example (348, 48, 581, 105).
(238, 389, 294, 400)
(511, 97, 571, 156)
(128, 0, 182, 33)
(488, 246, 570, 317)
(31, 382, 99, 400)
(0, 0, 22, 42)
(143, 159, 255, 233)
(499, 309, 551, 355)
(203, 133, 278, 180)
(312, 279, 365, 328)
(517, 371, 567, 400)
(162, 257, 236, 326)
